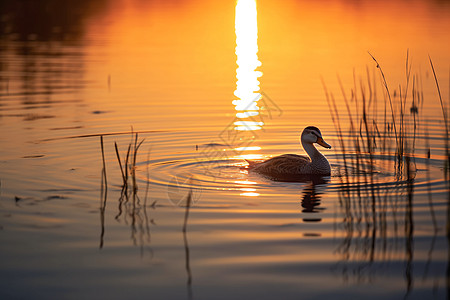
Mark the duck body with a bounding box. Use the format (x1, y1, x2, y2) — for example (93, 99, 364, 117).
(247, 126, 332, 178)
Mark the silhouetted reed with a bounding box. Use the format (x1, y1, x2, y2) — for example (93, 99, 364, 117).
(114, 130, 145, 195)
(326, 52, 424, 184)
(326, 53, 447, 292)
(95, 130, 155, 255)
(99, 135, 108, 249)
(182, 186, 193, 300)
(116, 132, 154, 254)
(429, 56, 450, 239)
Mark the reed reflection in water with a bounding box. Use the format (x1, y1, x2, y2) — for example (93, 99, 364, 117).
(323, 56, 449, 296)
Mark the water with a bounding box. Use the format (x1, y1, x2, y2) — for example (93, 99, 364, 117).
(1, 0, 450, 299)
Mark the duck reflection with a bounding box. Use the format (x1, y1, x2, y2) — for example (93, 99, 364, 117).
(299, 176, 329, 238)
(301, 179, 327, 220)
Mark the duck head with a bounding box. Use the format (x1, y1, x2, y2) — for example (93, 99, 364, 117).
(301, 126, 332, 149)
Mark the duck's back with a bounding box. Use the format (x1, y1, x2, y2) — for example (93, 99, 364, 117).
(249, 154, 311, 176)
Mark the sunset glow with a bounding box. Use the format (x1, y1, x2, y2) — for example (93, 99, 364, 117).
(1, 0, 449, 298)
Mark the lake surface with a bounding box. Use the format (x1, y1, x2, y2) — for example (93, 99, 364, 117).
(1, 0, 450, 299)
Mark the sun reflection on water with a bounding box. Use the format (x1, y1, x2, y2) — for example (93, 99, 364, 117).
(232, 0, 264, 197)
(233, 0, 263, 131)
(240, 192, 260, 197)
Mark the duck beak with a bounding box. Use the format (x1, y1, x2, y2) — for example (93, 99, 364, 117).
(317, 137, 332, 149)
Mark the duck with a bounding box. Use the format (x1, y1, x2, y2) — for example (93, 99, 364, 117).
(247, 126, 332, 178)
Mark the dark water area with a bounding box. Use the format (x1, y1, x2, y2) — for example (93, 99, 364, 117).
(0, 0, 450, 299)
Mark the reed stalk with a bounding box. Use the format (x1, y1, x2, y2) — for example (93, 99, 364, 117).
(429, 57, 450, 238)
(114, 142, 127, 188)
(429, 56, 449, 177)
(100, 135, 107, 187)
(99, 135, 108, 249)
(183, 187, 193, 299)
(369, 52, 398, 144)
(328, 54, 449, 285)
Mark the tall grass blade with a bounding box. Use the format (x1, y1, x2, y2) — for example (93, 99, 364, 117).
(99, 135, 108, 249)
(114, 142, 127, 186)
(368, 52, 398, 145)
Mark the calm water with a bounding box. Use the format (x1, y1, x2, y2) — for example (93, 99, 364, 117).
(1, 0, 450, 299)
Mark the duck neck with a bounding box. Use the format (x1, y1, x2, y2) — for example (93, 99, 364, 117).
(302, 141, 324, 161)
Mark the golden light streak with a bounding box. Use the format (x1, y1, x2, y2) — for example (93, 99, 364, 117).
(240, 188, 257, 192)
(233, 0, 263, 131)
(234, 146, 261, 151)
(234, 180, 258, 185)
(239, 187, 260, 197)
(240, 192, 260, 197)
(239, 153, 264, 160)
(233, 0, 262, 199)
